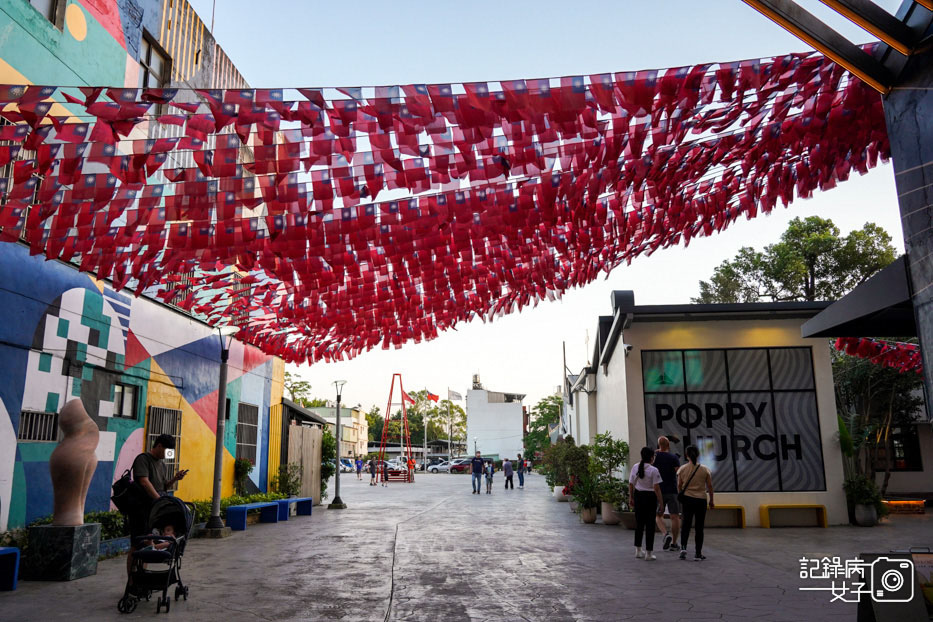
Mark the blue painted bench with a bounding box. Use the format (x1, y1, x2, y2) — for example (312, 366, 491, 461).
(0, 546, 20, 591)
(226, 502, 280, 531)
(276, 497, 314, 521)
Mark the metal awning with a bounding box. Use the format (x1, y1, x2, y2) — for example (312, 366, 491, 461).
(801, 255, 916, 338)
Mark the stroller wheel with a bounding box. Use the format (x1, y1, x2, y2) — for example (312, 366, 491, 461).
(117, 595, 137, 614)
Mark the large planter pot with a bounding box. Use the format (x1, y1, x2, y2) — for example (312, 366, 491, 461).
(581, 507, 598, 523)
(854, 503, 878, 526)
(619, 511, 637, 530)
(554, 487, 569, 502)
(601, 502, 620, 525)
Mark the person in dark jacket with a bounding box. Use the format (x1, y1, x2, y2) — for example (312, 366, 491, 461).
(516, 454, 526, 489)
(470, 451, 485, 494)
(503, 458, 514, 489)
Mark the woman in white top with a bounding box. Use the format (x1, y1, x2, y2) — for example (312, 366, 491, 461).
(628, 446, 664, 561)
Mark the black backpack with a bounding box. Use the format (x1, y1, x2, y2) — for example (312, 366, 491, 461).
(111, 468, 148, 516)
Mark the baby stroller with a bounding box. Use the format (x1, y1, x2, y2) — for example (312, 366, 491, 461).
(117, 496, 194, 614)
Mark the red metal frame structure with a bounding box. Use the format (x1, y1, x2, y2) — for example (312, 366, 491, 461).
(376, 373, 415, 483)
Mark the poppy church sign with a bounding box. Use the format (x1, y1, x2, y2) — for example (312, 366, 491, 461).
(642, 348, 826, 492)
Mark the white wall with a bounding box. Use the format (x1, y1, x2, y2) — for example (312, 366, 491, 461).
(595, 345, 629, 448)
(570, 383, 599, 445)
(466, 389, 524, 460)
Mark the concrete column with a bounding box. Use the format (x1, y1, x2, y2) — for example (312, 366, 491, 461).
(883, 46, 933, 420)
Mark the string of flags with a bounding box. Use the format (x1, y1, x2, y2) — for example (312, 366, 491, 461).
(0, 48, 889, 363)
(834, 337, 923, 375)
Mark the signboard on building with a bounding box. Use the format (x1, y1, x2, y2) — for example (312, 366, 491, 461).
(642, 347, 825, 492)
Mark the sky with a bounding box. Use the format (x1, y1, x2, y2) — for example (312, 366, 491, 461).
(186, 0, 907, 413)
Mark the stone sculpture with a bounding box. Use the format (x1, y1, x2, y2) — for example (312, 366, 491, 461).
(49, 399, 99, 526)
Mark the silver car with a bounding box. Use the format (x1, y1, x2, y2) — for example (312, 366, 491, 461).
(428, 461, 451, 473)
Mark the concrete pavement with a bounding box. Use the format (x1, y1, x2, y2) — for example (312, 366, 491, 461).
(2, 471, 930, 621)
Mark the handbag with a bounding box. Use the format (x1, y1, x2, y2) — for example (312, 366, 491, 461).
(677, 464, 700, 505)
(111, 468, 148, 515)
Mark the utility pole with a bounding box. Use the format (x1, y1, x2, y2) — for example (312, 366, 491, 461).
(446, 393, 452, 464)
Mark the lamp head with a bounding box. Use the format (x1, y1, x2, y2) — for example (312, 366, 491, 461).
(333, 380, 347, 400)
(217, 324, 240, 354)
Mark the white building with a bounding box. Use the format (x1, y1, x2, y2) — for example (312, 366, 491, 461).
(466, 375, 525, 460)
(309, 406, 369, 458)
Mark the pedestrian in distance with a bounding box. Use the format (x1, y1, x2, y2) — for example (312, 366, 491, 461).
(653, 436, 682, 552)
(368, 459, 377, 486)
(503, 457, 514, 489)
(484, 459, 494, 494)
(677, 445, 714, 561)
(470, 450, 485, 494)
(355, 457, 363, 481)
(516, 454, 526, 489)
(628, 446, 664, 561)
(382, 460, 389, 487)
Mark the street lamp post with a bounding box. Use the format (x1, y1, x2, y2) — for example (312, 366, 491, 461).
(328, 380, 347, 509)
(206, 325, 239, 530)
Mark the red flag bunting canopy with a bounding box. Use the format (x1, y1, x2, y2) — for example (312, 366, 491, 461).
(0, 48, 890, 363)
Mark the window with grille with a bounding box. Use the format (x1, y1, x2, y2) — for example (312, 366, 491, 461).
(113, 383, 137, 419)
(146, 406, 182, 490)
(18, 410, 60, 442)
(236, 403, 259, 464)
(139, 37, 170, 114)
(168, 270, 195, 309)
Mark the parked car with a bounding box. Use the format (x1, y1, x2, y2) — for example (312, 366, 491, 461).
(428, 461, 450, 473)
(340, 459, 355, 472)
(450, 458, 472, 473)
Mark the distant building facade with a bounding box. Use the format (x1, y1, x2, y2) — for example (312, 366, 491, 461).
(466, 375, 525, 460)
(309, 406, 369, 458)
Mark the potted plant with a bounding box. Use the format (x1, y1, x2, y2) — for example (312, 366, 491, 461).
(615, 496, 636, 529)
(844, 476, 887, 526)
(597, 479, 625, 525)
(571, 475, 600, 523)
(234, 458, 254, 495)
(542, 438, 571, 500)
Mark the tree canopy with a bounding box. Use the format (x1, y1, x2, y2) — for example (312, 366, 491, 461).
(524, 394, 562, 458)
(366, 390, 466, 446)
(693, 216, 896, 303)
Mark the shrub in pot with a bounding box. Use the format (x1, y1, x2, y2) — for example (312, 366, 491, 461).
(571, 475, 600, 524)
(597, 479, 625, 525)
(844, 476, 887, 526)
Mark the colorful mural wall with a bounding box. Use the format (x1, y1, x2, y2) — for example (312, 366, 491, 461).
(0, 0, 271, 531)
(0, 242, 284, 531)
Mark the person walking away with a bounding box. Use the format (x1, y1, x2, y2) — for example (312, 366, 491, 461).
(470, 450, 485, 494)
(356, 457, 363, 480)
(652, 436, 682, 552)
(516, 454, 526, 489)
(628, 446, 664, 561)
(503, 458, 514, 489)
(484, 460, 494, 494)
(677, 445, 714, 561)
(127, 434, 187, 581)
(368, 459, 377, 486)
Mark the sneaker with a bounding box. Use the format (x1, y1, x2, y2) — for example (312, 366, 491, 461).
(635, 548, 645, 558)
(679, 550, 687, 560)
(694, 553, 706, 562)
(662, 534, 672, 550)
(645, 552, 657, 561)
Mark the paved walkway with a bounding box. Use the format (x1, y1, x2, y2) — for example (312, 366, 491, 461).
(2, 472, 930, 621)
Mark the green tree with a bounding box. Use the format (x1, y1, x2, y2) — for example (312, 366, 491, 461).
(694, 217, 896, 303)
(284, 371, 312, 403)
(366, 405, 382, 441)
(320, 427, 337, 499)
(524, 394, 562, 459)
(833, 345, 923, 495)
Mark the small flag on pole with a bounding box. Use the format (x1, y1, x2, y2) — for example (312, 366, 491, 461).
(426, 391, 439, 402)
(448, 389, 462, 401)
